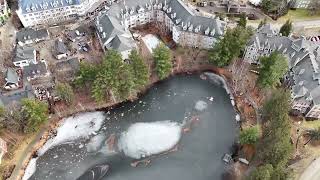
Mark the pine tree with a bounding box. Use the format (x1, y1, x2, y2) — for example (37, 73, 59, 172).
(257, 52, 288, 88)
(21, 99, 48, 133)
(280, 20, 293, 37)
(238, 13, 247, 28)
(153, 43, 172, 80)
(129, 50, 149, 89)
(92, 50, 134, 102)
(209, 26, 251, 67)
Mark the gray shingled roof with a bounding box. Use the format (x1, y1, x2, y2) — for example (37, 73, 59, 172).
(247, 24, 320, 106)
(23, 61, 48, 79)
(96, 15, 126, 45)
(5, 68, 19, 84)
(0, 84, 34, 106)
(106, 35, 134, 52)
(14, 46, 35, 63)
(18, 0, 81, 14)
(104, 0, 226, 38)
(16, 28, 49, 44)
(54, 39, 68, 54)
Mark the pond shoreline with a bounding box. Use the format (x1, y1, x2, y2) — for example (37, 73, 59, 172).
(15, 65, 240, 180)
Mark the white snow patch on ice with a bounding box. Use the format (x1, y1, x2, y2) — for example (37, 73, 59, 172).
(118, 121, 182, 159)
(22, 158, 38, 180)
(249, 0, 261, 6)
(37, 112, 105, 156)
(195, 100, 208, 111)
(86, 134, 106, 153)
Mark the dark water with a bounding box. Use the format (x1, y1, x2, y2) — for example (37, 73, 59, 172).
(30, 74, 239, 180)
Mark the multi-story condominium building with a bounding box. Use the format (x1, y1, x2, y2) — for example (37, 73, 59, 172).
(16, 0, 107, 27)
(95, 0, 226, 58)
(0, 0, 10, 25)
(290, 0, 312, 8)
(244, 24, 320, 119)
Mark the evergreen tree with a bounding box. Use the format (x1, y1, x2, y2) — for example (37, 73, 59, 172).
(257, 52, 288, 88)
(21, 99, 48, 133)
(92, 50, 134, 102)
(74, 62, 99, 87)
(280, 20, 293, 37)
(240, 126, 260, 145)
(153, 43, 172, 80)
(129, 50, 149, 89)
(209, 26, 251, 67)
(259, 89, 293, 168)
(248, 164, 273, 180)
(238, 13, 247, 28)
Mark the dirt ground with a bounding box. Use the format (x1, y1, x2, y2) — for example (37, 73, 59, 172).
(286, 117, 320, 179)
(0, 17, 17, 72)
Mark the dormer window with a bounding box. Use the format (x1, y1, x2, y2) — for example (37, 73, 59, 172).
(210, 29, 215, 36)
(188, 24, 193, 32)
(176, 18, 181, 24)
(205, 27, 210, 35)
(167, 7, 172, 13)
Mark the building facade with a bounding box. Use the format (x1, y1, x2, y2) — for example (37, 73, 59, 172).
(95, 0, 226, 58)
(16, 0, 107, 27)
(244, 24, 320, 119)
(290, 0, 312, 8)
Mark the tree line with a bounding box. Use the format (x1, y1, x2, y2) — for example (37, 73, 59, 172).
(248, 89, 293, 179)
(0, 99, 48, 134)
(75, 44, 172, 102)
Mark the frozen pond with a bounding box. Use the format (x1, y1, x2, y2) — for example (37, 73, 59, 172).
(28, 74, 238, 180)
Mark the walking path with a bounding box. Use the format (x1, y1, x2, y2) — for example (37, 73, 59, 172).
(299, 158, 320, 180)
(8, 122, 51, 180)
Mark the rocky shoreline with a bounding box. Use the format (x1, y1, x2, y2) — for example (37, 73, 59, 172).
(14, 65, 241, 180)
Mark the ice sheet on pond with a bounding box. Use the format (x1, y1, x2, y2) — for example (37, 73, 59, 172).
(118, 121, 182, 159)
(203, 72, 235, 105)
(195, 100, 208, 111)
(22, 158, 38, 180)
(38, 112, 105, 156)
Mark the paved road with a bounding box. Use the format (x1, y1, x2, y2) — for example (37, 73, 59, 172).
(299, 158, 320, 180)
(248, 19, 320, 30)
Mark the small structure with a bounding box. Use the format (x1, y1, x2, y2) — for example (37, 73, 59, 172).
(4, 68, 20, 90)
(54, 39, 68, 60)
(239, 158, 249, 165)
(222, 153, 233, 163)
(0, 138, 7, 164)
(13, 46, 36, 67)
(16, 28, 49, 46)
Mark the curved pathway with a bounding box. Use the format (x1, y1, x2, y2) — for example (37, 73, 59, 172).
(300, 158, 320, 180)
